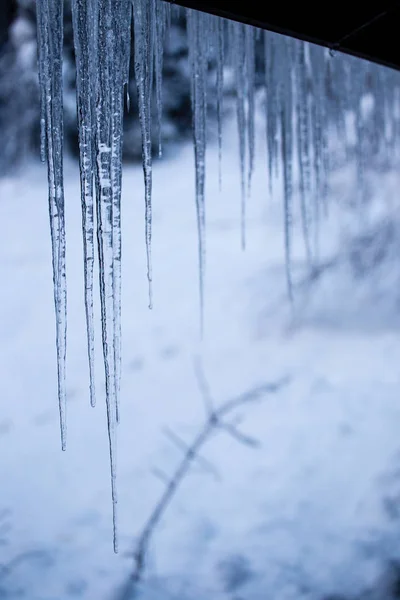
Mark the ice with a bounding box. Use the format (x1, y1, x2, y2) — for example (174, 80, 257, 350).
(295, 41, 312, 265)
(215, 18, 224, 188)
(245, 25, 255, 195)
(133, 0, 154, 309)
(33, 0, 400, 555)
(230, 21, 247, 249)
(36, 0, 67, 450)
(187, 8, 208, 334)
(280, 37, 294, 301)
(71, 0, 97, 408)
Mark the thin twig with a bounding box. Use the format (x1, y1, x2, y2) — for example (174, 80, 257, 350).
(193, 355, 215, 415)
(218, 421, 261, 448)
(163, 426, 221, 480)
(130, 374, 290, 584)
(150, 466, 170, 485)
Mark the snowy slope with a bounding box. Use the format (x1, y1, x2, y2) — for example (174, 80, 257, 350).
(1, 116, 400, 600)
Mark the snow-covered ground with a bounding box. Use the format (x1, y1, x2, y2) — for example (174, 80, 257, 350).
(1, 116, 400, 600)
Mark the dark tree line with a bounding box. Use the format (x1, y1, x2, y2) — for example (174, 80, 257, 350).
(0, 1, 196, 173)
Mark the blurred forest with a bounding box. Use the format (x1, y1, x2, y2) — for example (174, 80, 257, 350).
(0, 0, 200, 174)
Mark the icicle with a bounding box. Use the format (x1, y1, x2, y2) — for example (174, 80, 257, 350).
(154, 0, 167, 157)
(245, 25, 255, 195)
(280, 38, 294, 302)
(330, 57, 347, 157)
(295, 41, 312, 265)
(133, 0, 154, 309)
(342, 58, 353, 163)
(111, 0, 131, 422)
(71, 0, 96, 409)
(264, 31, 279, 196)
(35, 0, 400, 557)
(216, 17, 224, 189)
(36, 0, 67, 451)
(353, 60, 368, 218)
(93, 0, 122, 553)
(122, 0, 133, 112)
(309, 44, 327, 257)
(231, 22, 247, 249)
(321, 48, 331, 216)
(164, 1, 171, 40)
(375, 66, 388, 159)
(36, 9, 47, 165)
(187, 9, 208, 334)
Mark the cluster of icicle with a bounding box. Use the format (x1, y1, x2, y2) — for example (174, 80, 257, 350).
(36, 0, 400, 551)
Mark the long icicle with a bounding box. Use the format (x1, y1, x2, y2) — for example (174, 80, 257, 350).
(231, 22, 247, 249)
(36, 2, 47, 165)
(320, 48, 330, 217)
(37, 0, 67, 450)
(264, 31, 278, 196)
(295, 41, 312, 265)
(111, 0, 131, 423)
(71, 0, 97, 409)
(94, 0, 119, 553)
(245, 25, 255, 195)
(154, 0, 166, 156)
(187, 9, 208, 335)
(216, 17, 224, 189)
(280, 38, 294, 302)
(133, 0, 154, 309)
(310, 44, 325, 258)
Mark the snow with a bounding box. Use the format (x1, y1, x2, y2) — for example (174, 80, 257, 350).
(1, 113, 400, 598)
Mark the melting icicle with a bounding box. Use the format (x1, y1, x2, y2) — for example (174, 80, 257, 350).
(93, 0, 122, 553)
(354, 62, 367, 218)
(309, 45, 322, 257)
(231, 22, 247, 249)
(330, 57, 347, 157)
(111, 0, 132, 421)
(36, 0, 67, 450)
(264, 31, 279, 196)
(122, 1, 133, 112)
(133, 0, 154, 309)
(36, 12, 47, 165)
(280, 38, 294, 302)
(187, 9, 208, 334)
(215, 17, 224, 189)
(154, 0, 166, 156)
(245, 25, 255, 195)
(321, 49, 330, 216)
(71, 0, 96, 409)
(295, 41, 312, 265)
(164, 2, 172, 39)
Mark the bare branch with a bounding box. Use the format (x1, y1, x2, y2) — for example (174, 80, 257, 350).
(216, 378, 290, 419)
(163, 426, 221, 481)
(128, 373, 290, 585)
(218, 421, 261, 448)
(150, 467, 170, 485)
(162, 426, 193, 454)
(193, 355, 215, 414)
